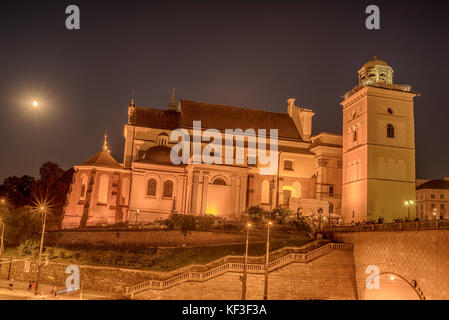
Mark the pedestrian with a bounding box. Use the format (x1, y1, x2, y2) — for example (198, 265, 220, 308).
(8, 278, 14, 290)
(28, 281, 32, 292)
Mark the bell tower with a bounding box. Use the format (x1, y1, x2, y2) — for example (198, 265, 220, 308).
(341, 57, 417, 223)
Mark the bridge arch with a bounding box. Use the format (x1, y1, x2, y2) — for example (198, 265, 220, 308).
(364, 272, 423, 300)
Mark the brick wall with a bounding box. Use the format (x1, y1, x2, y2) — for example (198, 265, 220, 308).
(137, 250, 357, 300)
(335, 230, 449, 300)
(0, 248, 357, 299)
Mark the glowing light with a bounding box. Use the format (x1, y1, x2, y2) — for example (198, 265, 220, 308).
(32, 100, 38, 107)
(404, 201, 409, 206)
(409, 200, 414, 205)
(268, 221, 273, 225)
(247, 223, 252, 228)
(390, 276, 395, 281)
(206, 207, 217, 215)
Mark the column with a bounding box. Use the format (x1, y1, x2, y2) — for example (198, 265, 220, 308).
(231, 175, 239, 217)
(180, 175, 187, 214)
(201, 171, 209, 215)
(190, 171, 200, 214)
(239, 175, 247, 215)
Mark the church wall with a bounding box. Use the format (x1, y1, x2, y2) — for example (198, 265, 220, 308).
(62, 168, 130, 229)
(129, 170, 185, 222)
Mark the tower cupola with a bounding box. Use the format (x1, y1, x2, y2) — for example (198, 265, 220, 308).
(358, 56, 394, 85)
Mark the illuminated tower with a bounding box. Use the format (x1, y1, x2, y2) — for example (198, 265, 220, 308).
(341, 57, 417, 222)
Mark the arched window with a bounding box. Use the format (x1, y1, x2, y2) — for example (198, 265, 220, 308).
(98, 175, 109, 204)
(387, 124, 395, 138)
(212, 177, 227, 186)
(261, 180, 270, 204)
(147, 178, 157, 197)
(163, 180, 174, 198)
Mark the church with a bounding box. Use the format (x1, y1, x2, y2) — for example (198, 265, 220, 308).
(61, 57, 417, 228)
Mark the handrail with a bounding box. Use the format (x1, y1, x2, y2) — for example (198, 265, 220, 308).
(324, 219, 449, 234)
(123, 241, 353, 296)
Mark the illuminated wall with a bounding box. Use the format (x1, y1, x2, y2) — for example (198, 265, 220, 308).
(342, 84, 416, 222)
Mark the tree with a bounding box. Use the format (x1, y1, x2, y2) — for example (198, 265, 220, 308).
(0, 175, 35, 207)
(33, 162, 74, 229)
(0, 206, 42, 246)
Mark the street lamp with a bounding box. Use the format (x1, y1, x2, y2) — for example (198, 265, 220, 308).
(404, 200, 414, 221)
(32, 100, 39, 108)
(135, 209, 140, 226)
(241, 222, 251, 300)
(34, 206, 47, 296)
(318, 208, 323, 231)
(0, 218, 5, 255)
(263, 221, 273, 300)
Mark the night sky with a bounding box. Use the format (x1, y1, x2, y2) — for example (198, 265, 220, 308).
(0, 0, 448, 181)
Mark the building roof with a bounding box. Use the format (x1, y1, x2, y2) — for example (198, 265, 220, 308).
(179, 100, 302, 140)
(131, 100, 303, 141)
(78, 149, 122, 169)
(362, 58, 390, 68)
(132, 107, 180, 130)
(416, 179, 449, 190)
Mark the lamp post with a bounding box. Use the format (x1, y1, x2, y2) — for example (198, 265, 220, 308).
(318, 208, 323, 231)
(241, 222, 251, 300)
(135, 209, 140, 226)
(0, 219, 5, 255)
(0, 199, 5, 255)
(34, 206, 47, 296)
(404, 200, 414, 221)
(263, 221, 273, 300)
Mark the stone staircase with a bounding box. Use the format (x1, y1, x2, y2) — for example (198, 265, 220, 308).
(123, 240, 353, 298)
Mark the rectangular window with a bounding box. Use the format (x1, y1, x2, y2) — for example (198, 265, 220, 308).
(431, 194, 435, 199)
(441, 204, 445, 209)
(329, 186, 334, 197)
(284, 160, 293, 171)
(431, 203, 435, 208)
(440, 194, 445, 199)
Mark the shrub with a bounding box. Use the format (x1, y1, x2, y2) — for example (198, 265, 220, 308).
(47, 247, 55, 257)
(197, 215, 215, 231)
(246, 206, 266, 225)
(58, 250, 66, 259)
(272, 208, 293, 224)
(17, 239, 40, 256)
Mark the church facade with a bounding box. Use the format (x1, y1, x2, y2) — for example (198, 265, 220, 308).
(61, 58, 417, 228)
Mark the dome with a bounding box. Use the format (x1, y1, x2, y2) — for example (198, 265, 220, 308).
(142, 145, 172, 163)
(361, 58, 389, 68)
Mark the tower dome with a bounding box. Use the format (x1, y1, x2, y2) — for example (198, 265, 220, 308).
(358, 56, 394, 85)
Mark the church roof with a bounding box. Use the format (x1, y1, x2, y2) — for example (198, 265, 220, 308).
(132, 107, 180, 130)
(131, 99, 302, 141)
(416, 179, 449, 190)
(78, 149, 122, 169)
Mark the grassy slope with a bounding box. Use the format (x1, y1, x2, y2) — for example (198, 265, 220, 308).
(1, 237, 312, 272)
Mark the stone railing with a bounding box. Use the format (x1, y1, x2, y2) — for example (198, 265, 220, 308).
(324, 219, 449, 233)
(123, 241, 352, 297)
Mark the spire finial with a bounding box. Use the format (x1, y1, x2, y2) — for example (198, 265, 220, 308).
(373, 51, 377, 60)
(130, 89, 135, 107)
(168, 88, 176, 111)
(102, 132, 110, 153)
